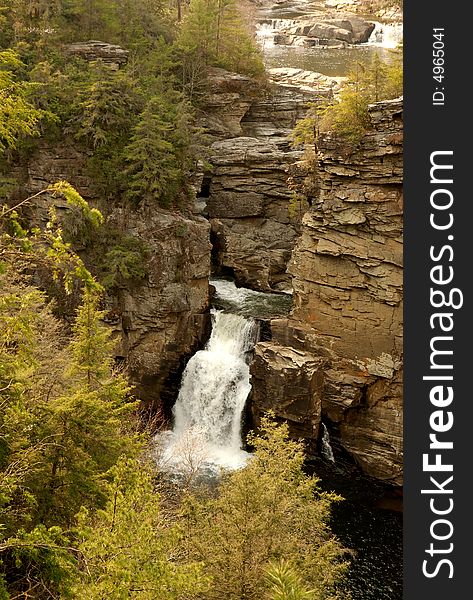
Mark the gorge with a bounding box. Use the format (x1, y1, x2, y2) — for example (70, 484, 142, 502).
(0, 0, 403, 598)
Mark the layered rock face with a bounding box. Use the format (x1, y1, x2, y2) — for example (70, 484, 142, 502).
(250, 98, 403, 485)
(207, 136, 301, 291)
(66, 41, 129, 69)
(203, 68, 339, 291)
(16, 141, 211, 408)
(251, 343, 325, 449)
(111, 209, 211, 409)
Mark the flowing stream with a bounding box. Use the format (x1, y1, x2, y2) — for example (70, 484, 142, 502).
(321, 423, 335, 462)
(253, 4, 404, 598)
(159, 2, 403, 593)
(211, 277, 292, 319)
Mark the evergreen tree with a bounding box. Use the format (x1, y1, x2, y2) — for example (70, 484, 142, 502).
(31, 288, 137, 526)
(265, 560, 316, 600)
(124, 95, 195, 207)
(177, 0, 264, 80)
(293, 52, 403, 150)
(72, 67, 143, 149)
(71, 457, 208, 599)
(0, 50, 53, 154)
(182, 417, 350, 600)
(0, 189, 140, 595)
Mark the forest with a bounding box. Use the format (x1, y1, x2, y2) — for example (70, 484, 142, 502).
(1, 0, 403, 598)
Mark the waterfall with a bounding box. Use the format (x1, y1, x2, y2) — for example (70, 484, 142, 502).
(367, 22, 403, 49)
(321, 423, 335, 463)
(158, 310, 257, 474)
(256, 19, 299, 49)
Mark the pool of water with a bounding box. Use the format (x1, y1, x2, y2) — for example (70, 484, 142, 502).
(310, 457, 403, 600)
(256, 0, 402, 78)
(210, 277, 293, 319)
(264, 43, 397, 77)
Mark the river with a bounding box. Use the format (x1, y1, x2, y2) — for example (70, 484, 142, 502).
(253, 4, 403, 597)
(158, 277, 402, 598)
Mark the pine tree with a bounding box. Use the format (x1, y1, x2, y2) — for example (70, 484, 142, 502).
(31, 288, 137, 526)
(71, 457, 208, 599)
(124, 95, 195, 207)
(182, 417, 350, 600)
(0, 260, 139, 595)
(177, 0, 264, 80)
(72, 68, 143, 149)
(265, 560, 316, 600)
(0, 50, 53, 154)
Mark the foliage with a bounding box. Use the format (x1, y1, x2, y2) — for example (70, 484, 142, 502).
(71, 68, 144, 149)
(320, 89, 371, 146)
(0, 0, 171, 48)
(181, 416, 350, 599)
(100, 234, 149, 289)
(288, 191, 305, 220)
(1, 525, 78, 599)
(71, 457, 208, 599)
(0, 50, 55, 155)
(265, 560, 316, 600)
(0, 257, 138, 595)
(293, 51, 403, 150)
(0, 0, 260, 208)
(124, 95, 197, 207)
(320, 53, 402, 145)
(177, 0, 265, 93)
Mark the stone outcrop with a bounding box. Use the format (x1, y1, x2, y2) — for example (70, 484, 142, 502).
(110, 208, 211, 408)
(250, 98, 403, 485)
(202, 68, 340, 292)
(207, 136, 302, 291)
(197, 69, 260, 140)
(251, 343, 325, 449)
(65, 41, 129, 69)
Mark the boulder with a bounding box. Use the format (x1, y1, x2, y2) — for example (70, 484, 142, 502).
(305, 17, 375, 44)
(65, 40, 129, 69)
(308, 23, 354, 43)
(250, 342, 325, 447)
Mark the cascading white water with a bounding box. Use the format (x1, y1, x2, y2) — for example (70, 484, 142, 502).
(256, 19, 299, 49)
(158, 310, 257, 474)
(321, 423, 335, 463)
(367, 22, 403, 49)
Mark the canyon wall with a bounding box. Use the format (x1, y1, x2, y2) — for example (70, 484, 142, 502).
(15, 140, 211, 409)
(250, 98, 404, 485)
(202, 68, 340, 292)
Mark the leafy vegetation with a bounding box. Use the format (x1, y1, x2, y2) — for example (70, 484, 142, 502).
(0, 2, 354, 597)
(0, 0, 263, 207)
(181, 416, 350, 600)
(292, 52, 403, 149)
(1, 192, 351, 595)
(0, 50, 55, 155)
(177, 0, 265, 90)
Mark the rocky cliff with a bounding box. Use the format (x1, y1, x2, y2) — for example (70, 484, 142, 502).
(250, 98, 403, 485)
(13, 140, 211, 410)
(202, 68, 341, 292)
